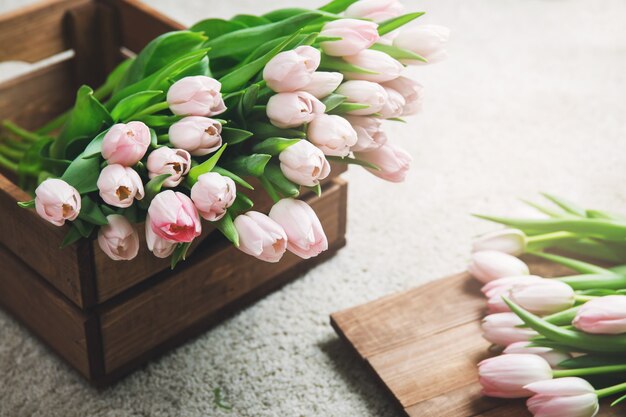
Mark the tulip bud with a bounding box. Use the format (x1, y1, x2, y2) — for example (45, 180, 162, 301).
(266, 92, 325, 129)
(301, 72, 343, 99)
(278, 140, 331, 187)
(504, 342, 571, 368)
(319, 19, 380, 57)
(101, 121, 151, 167)
(263, 46, 320, 93)
(34, 178, 81, 226)
(509, 279, 576, 315)
(573, 295, 626, 334)
(269, 198, 328, 259)
(148, 190, 202, 243)
(336, 80, 388, 116)
(468, 250, 530, 284)
(168, 116, 222, 156)
(344, 116, 388, 152)
(482, 312, 538, 346)
(481, 275, 544, 313)
(146, 147, 191, 188)
(478, 354, 553, 398)
(393, 25, 450, 65)
(234, 211, 287, 263)
(343, 50, 404, 83)
(382, 77, 424, 116)
(354, 142, 412, 183)
(345, 0, 404, 22)
(97, 164, 144, 209)
(97, 214, 140, 261)
(525, 378, 599, 417)
(307, 114, 358, 157)
(145, 215, 176, 258)
(190, 172, 236, 222)
(379, 87, 406, 119)
(472, 229, 527, 256)
(166, 76, 226, 117)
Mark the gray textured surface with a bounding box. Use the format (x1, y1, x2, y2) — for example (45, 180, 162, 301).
(1, 0, 626, 416)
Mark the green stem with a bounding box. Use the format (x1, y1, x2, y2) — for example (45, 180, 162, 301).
(132, 101, 170, 118)
(528, 251, 613, 275)
(544, 306, 580, 326)
(574, 294, 597, 303)
(260, 176, 281, 203)
(0, 145, 24, 160)
(554, 364, 626, 378)
(596, 381, 626, 399)
(3, 137, 30, 151)
(0, 153, 18, 173)
(558, 272, 626, 290)
(157, 134, 170, 144)
(526, 231, 578, 251)
(2, 120, 40, 142)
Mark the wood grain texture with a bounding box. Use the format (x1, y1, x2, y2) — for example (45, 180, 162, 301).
(331, 259, 626, 416)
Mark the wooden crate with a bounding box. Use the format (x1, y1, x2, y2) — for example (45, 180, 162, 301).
(0, 0, 349, 384)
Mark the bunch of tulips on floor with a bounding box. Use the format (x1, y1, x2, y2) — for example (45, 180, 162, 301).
(0, 0, 449, 267)
(468, 194, 626, 417)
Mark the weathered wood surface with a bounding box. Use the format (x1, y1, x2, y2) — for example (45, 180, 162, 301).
(331, 260, 626, 416)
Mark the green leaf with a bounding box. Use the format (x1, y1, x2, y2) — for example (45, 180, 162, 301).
(231, 14, 272, 27)
(78, 129, 108, 159)
(187, 144, 228, 184)
(318, 0, 359, 13)
(78, 196, 109, 226)
(171, 242, 192, 269)
(586, 209, 626, 221)
(17, 199, 35, 208)
(149, 128, 158, 148)
(190, 18, 247, 39)
(321, 94, 347, 112)
(137, 114, 182, 128)
(216, 211, 239, 247)
(225, 154, 272, 177)
(329, 102, 370, 114)
(612, 393, 626, 407)
(370, 43, 426, 63)
(378, 12, 425, 36)
(138, 173, 172, 210)
(97, 58, 133, 99)
(309, 183, 322, 197)
(73, 218, 96, 238)
(327, 155, 380, 170)
(60, 130, 110, 194)
(111, 90, 164, 122)
(212, 166, 254, 190)
(60, 224, 84, 248)
(230, 193, 254, 214)
(265, 165, 299, 198)
(528, 251, 613, 275)
(247, 122, 306, 140)
(262, 8, 309, 22)
(239, 84, 260, 119)
(320, 54, 378, 75)
(541, 193, 587, 217)
(252, 137, 300, 156)
(221, 127, 253, 145)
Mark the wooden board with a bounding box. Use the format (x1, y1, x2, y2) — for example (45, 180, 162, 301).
(331, 259, 626, 416)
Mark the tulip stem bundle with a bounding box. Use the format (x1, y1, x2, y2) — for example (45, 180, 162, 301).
(470, 194, 626, 416)
(0, 0, 449, 266)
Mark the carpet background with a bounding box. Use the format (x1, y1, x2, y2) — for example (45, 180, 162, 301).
(1, 0, 626, 416)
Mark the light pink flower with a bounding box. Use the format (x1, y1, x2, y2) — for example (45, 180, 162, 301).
(146, 147, 191, 187)
(190, 172, 236, 222)
(97, 214, 139, 261)
(482, 312, 538, 346)
(307, 114, 358, 157)
(319, 19, 380, 57)
(344, 50, 403, 83)
(393, 25, 450, 65)
(525, 378, 599, 417)
(101, 121, 150, 166)
(379, 87, 406, 119)
(234, 211, 287, 263)
(97, 164, 144, 208)
(345, 0, 404, 22)
(145, 215, 176, 258)
(34, 178, 81, 226)
(383, 77, 424, 116)
(266, 92, 325, 129)
(478, 354, 553, 398)
(345, 116, 388, 152)
(263, 46, 320, 93)
(279, 140, 331, 187)
(148, 190, 202, 243)
(301, 72, 343, 99)
(166, 76, 226, 116)
(354, 142, 412, 183)
(168, 116, 222, 156)
(336, 80, 388, 116)
(504, 342, 571, 368)
(482, 275, 544, 313)
(469, 250, 530, 284)
(472, 229, 527, 256)
(510, 279, 575, 315)
(269, 198, 328, 259)
(573, 295, 626, 335)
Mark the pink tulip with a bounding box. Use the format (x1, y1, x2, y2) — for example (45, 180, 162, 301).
(504, 342, 571, 368)
(101, 121, 151, 166)
(97, 164, 144, 208)
(34, 178, 81, 226)
(382, 77, 424, 116)
(319, 19, 380, 57)
(146, 147, 191, 187)
(307, 114, 358, 157)
(97, 214, 139, 261)
(510, 279, 575, 315)
(482, 275, 544, 313)
(478, 354, 553, 398)
(393, 25, 450, 65)
(148, 190, 202, 243)
(336, 80, 388, 116)
(472, 229, 527, 256)
(278, 140, 331, 187)
(301, 72, 343, 99)
(166, 76, 226, 117)
(468, 250, 530, 284)
(145, 215, 176, 258)
(345, 0, 404, 22)
(525, 378, 599, 417)
(345, 116, 387, 152)
(168, 116, 222, 156)
(379, 87, 406, 119)
(190, 172, 236, 221)
(234, 211, 287, 263)
(263, 46, 320, 93)
(482, 312, 538, 346)
(343, 50, 403, 83)
(269, 198, 328, 259)
(354, 142, 412, 182)
(573, 295, 626, 334)
(266, 92, 325, 129)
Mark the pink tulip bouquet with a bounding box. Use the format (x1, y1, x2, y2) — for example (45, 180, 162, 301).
(0, 0, 449, 267)
(470, 194, 626, 416)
